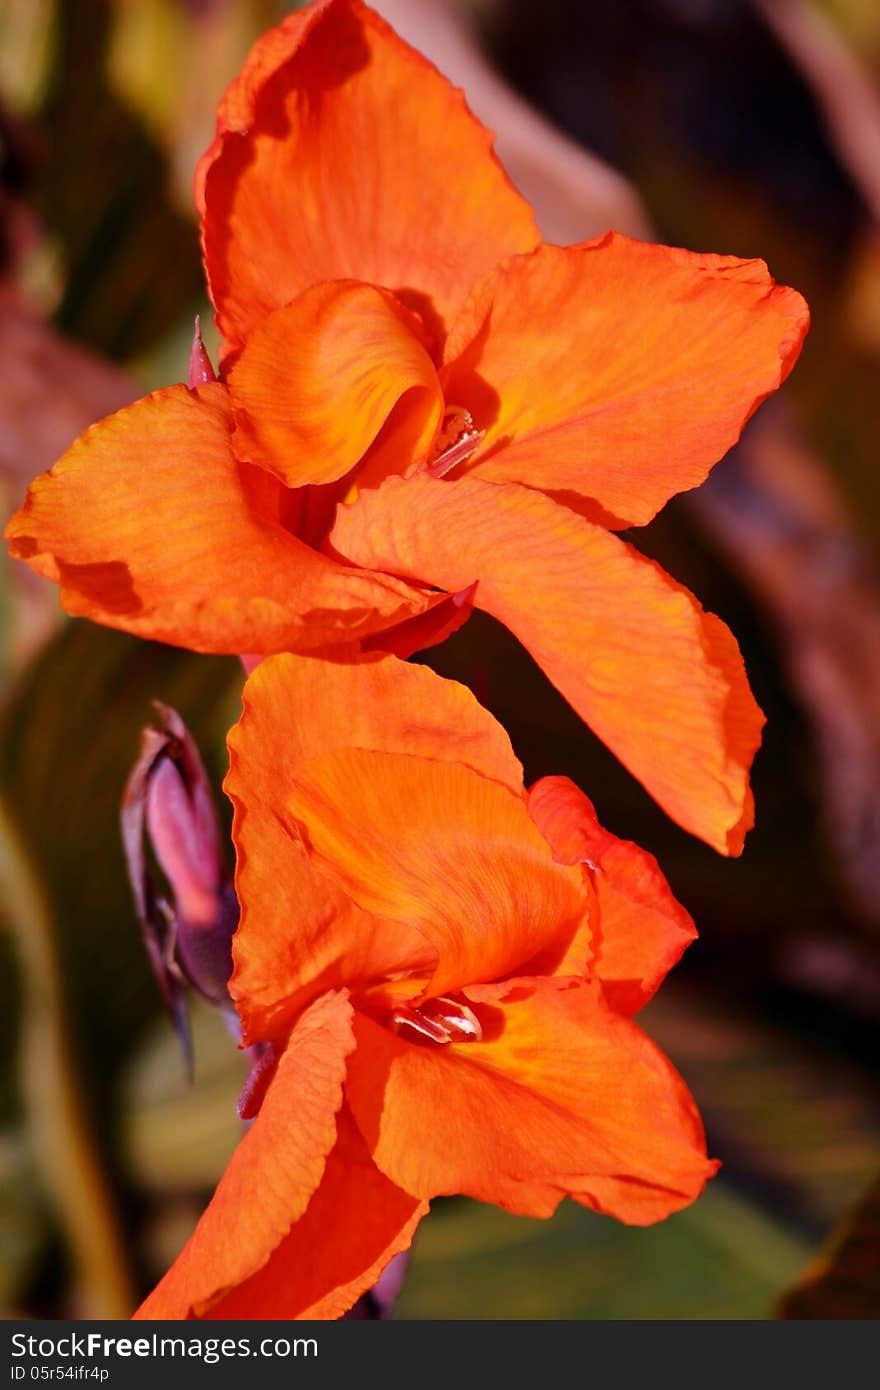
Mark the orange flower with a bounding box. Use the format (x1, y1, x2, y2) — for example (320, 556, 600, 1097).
(5, 0, 809, 851)
(134, 652, 715, 1320)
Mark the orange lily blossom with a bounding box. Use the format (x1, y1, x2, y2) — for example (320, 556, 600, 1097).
(134, 652, 716, 1320)
(5, 0, 808, 853)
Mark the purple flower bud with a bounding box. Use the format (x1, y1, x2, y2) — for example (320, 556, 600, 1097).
(121, 702, 237, 1073)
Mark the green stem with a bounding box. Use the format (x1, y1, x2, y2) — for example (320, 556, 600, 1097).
(0, 794, 135, 1317)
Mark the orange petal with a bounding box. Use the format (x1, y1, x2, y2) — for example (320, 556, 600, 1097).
(203, 1107, 427, 1320)
(362, 581, 476, 659)
(230, 807, 424, 1048)
(528, 776, 696, 1014)
(442, 235, 809, 526)
(198, 0, 538, 351)
(227, 651, 524, 1041)
(347, 978, 716, 1223)
(5, 383, 438, 653)
(286, 747, 590, 998)
(330, 474, 764, 854)
(235, 649, 523, 789)
(228, 282, 443, 488)
(133, 989, 355, 1319)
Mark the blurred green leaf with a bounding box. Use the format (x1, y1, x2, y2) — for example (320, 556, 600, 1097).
(0, 786, 135, 1314)
(0, 617, 240, 1311)
(397, 1182, 810, 1320)
(35, 0, 204, 358)
(644, 982, 880, 1236)
(124, 999, 247, 1193)
(0, 1129, 50, 1314)
(121, 999, 250, 1294)
(28, 0, 306, 361)
(0, 0, 54, 117)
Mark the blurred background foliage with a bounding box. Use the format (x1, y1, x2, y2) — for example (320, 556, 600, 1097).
(0, 0, 878, 1318)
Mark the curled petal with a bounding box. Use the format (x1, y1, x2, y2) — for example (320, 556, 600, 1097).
(528, 776, 696, 1014)
(228, 282, 443, 488)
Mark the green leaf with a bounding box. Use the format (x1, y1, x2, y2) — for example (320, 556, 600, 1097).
(0, 1129, 51, 1313)
(396, 1182, 810, 1320)
(123, 999, 248, 1194)
(0, 617, 241, 1312)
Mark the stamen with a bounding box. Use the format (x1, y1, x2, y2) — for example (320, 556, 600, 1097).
(388, 1006, 451, 1046)
(388, 995, 483, 1047)
(427, 406, 484, 479)
(237, 1041, 278, 1121)
(187, 314, 216, 388)
(421, 996, 482, 1040)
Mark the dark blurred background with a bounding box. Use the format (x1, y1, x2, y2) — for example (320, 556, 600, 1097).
(0, 0, 878, 1319)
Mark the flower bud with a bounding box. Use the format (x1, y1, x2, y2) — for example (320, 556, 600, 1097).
(121, 702, 237, 1073)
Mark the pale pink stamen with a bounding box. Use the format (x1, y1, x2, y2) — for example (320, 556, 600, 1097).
(427, 406, 484, 478)
(388, 996, 483, 1046)
(188, 314, 217, 388)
